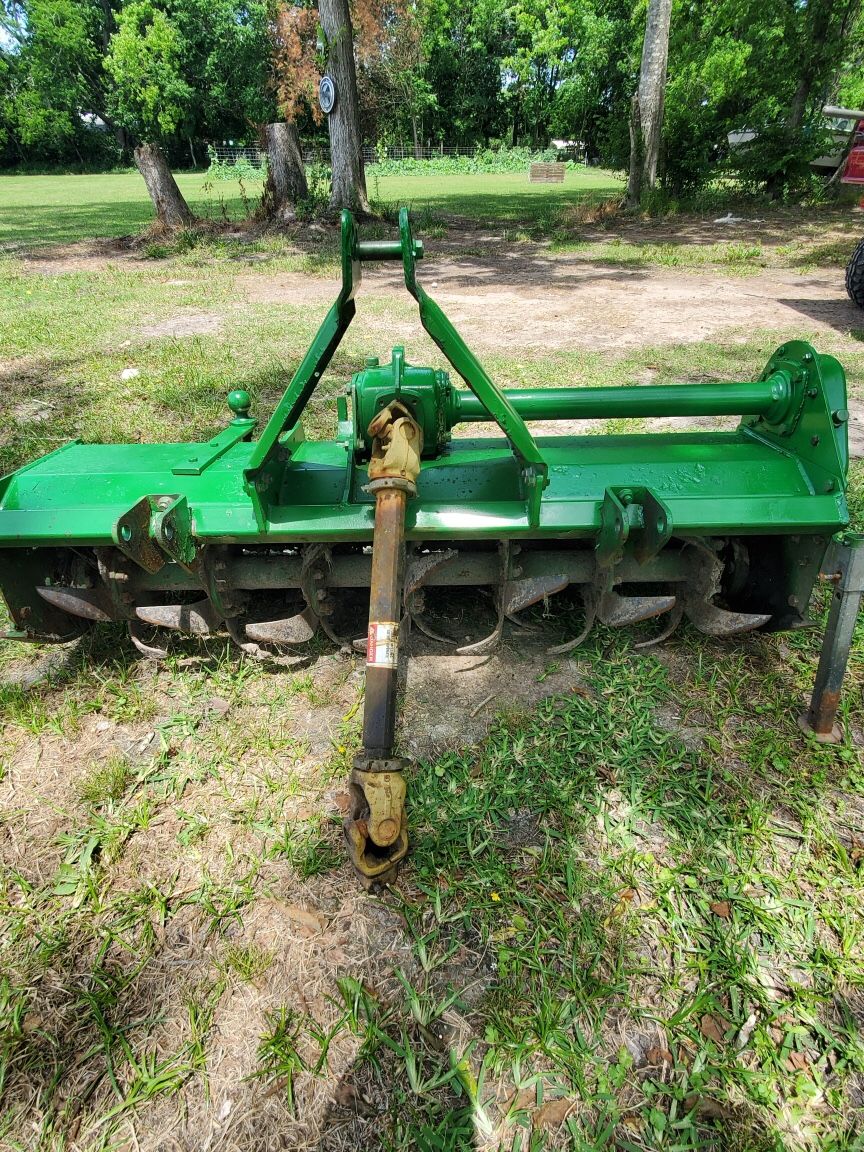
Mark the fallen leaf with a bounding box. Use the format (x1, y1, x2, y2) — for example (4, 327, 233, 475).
(700, 1014, 726, 1045)
(611, 887, 636, 917)
(645, 1045, 674, 1065)
(709, 900, 731, 919)
(534, 1097, 577, 1129)
(736, 1012, 758, 1049)
(684, 1095, 733, 1120)
(505, 1088, 535, 1116)
(284, 904, 325, 936)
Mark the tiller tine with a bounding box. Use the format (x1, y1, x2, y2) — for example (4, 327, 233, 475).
(408, 612, 453, 644)
(684, 599, 771, 637)
(135, 599, 223, 635)
(546, 586, 676, 654)
(547, 593, 598, 656)
(404, 547, 458, 645)
(37, 585, 115, 623)
(596, 590, 677, 628)
(681, 539, 771, 637)
(245, 606, 318, 645)
(455, 542, 509, 656)
(503, 573, 569, 616)
(634, 601, 684, 649)
(128, 620, 169, 660)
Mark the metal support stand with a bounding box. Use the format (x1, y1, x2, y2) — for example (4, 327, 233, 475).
(800, 533, 864, 743)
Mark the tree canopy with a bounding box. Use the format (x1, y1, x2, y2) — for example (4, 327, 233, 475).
(1, 0, 862, 197)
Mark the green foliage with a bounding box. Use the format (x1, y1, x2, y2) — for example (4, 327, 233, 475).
(372, 144, 562, 176)
(104, 0, 192, 140)
(204, 144, 263, 183)
(660, 0, 862, 198)
(2, 0, 862, 203)
(0, 0, 113, 165)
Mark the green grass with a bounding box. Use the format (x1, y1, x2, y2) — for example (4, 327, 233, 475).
(0, 168, 625, 247)
(368, 167, 624, 226)
(1, 201, 863, 1149)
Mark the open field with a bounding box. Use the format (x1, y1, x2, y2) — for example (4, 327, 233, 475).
(0, 169, 626, 248)
(1, 184, 864, 1150)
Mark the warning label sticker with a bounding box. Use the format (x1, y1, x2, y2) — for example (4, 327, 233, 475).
(367, 621, 399, 668)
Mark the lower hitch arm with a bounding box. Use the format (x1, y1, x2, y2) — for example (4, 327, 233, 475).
(344, 402, 422, 888)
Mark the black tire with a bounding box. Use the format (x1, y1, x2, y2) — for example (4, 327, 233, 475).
(846, 238, 864, 308)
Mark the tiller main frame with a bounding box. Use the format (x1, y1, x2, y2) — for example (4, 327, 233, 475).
(1, 209, 861, 885)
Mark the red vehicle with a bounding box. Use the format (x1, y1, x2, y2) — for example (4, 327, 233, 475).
(824, 106, 864, 306)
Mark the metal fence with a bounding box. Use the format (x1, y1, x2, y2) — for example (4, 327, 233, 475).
(206, 141, 583, 167)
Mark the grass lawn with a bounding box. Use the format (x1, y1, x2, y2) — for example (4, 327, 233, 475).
(0, 187, 863, 1149)
(0, 168, 625, 247)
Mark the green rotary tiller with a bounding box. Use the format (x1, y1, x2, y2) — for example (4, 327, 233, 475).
(2, 209, 861, 885)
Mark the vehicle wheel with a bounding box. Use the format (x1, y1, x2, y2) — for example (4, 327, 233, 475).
(845, 238, 864, 307)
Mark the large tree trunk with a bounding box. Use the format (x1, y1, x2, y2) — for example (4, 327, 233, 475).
(318, 0, 370, 213)
(134, 143, 196, 229)
(626, 93, 643, 206)
(259, 122, 309, 221)
(627, 0, 672, 205)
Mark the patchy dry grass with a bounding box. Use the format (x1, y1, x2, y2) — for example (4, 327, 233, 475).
(1, 208, 863, 1150)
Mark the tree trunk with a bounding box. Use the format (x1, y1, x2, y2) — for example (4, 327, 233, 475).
(134, 143, 196, 229)
(787, 0, 835, 134)
(259, 122, 309, 221)
(626, 93, 642, 207)
(318, 0, 370, 213)
(412, 116, 421, 160)
(628, 0, 673, 202)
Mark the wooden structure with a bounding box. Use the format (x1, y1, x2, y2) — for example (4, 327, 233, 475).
(529, 162, 566, 183)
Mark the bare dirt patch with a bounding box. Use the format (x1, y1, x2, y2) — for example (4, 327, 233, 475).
(138, 311, 224, 339)
(241, 258, 862, 352)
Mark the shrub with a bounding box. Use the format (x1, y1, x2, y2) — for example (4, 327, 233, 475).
(370, 144, 572, 176)
(205, 143, 264, 183)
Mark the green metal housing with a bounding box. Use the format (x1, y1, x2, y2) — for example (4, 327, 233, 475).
(0, 208, 851, 646)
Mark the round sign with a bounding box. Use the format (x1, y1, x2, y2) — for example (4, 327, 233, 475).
(319, 75, 336, 115)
